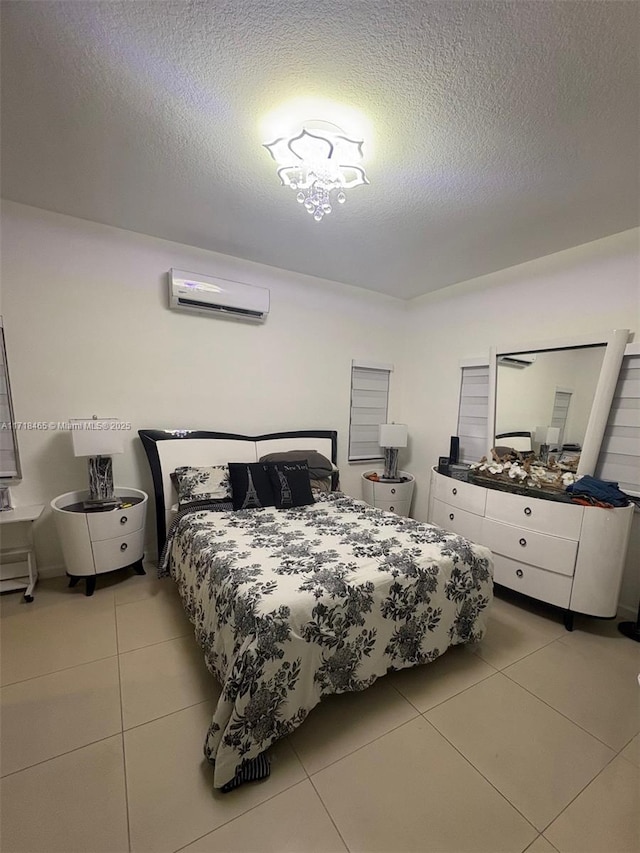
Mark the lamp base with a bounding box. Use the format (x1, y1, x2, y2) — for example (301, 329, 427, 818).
(382, 447, 399, 480)
(86, 456, 115, 503)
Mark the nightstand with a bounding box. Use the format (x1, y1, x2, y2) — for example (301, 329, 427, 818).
(51, 487, 147, 596)
(361, 470, 415, 517)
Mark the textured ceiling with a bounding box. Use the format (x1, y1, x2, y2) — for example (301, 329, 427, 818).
(1, 0, 638, 299)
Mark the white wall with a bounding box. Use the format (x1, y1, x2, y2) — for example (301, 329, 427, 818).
(0, 201, 407, 568)
(400, 227, 640, 616)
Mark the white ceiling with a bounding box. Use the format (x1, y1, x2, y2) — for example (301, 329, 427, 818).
(1, 1, 638, 299)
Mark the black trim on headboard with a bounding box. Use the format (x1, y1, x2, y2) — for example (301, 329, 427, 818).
(138, 429, 338, 558)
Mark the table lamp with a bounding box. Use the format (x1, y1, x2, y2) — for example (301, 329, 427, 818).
(70, 417, 124, 507)
(379, 423, 408, 481)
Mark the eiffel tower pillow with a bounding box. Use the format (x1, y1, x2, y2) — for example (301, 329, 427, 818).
(267, 461, 315, 509)
(228, 463, 276, 510)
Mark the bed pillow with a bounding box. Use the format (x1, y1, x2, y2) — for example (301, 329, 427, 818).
(267, 461, 315, 509)
(228, 462, 275, 510)
(174, 465, 231, 507)
(259, 450, 334, 480)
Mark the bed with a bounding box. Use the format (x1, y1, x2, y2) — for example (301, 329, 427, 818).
(139, 428, 493, 790)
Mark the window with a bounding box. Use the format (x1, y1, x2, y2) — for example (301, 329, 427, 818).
(550, 388, 572, 449)
(0, 317, 21, 479)
(456, 361, 489, 463)
(596, 349, 640, 496)
(348, 360, 392, 461)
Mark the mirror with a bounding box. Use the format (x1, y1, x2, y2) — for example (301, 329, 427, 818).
(0, 317, 22, 481)
(495, 345, 606, 463)
(487, 329, 629, 477)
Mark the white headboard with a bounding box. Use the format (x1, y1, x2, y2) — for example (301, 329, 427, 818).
(138, 429, 338, 556)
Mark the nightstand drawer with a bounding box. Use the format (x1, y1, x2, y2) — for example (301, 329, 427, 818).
(493, 554, 572, 608)
(431, 498, 484, 542)
(483, 518, 577, 576)
(87, 501, 145, 541)
(92, 528, 145, 574)
(375, 499, 411, 517)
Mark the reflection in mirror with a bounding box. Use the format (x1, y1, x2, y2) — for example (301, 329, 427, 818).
(494, 345, 606, 464)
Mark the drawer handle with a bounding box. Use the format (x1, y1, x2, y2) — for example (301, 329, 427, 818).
(519, 537, 527, 547)
(120, 543, 128, 552)
(390, 506, 395, 512)
(516, 569, 524, 578)
(391, 488, 396, 495)
(524, 507, 532, 516)
(120, 516, 128, 525)
(449, 513, 454, 521)
(452, 488, 457, 496)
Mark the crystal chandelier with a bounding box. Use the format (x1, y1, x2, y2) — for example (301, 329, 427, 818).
(263, 122, 369, 222)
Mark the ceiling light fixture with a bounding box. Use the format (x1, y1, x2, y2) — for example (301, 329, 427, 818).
(263, 121, 369, 222)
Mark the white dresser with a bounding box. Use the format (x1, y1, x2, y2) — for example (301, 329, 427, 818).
(428, 467, 634, 629)
(51, 487, 147, 596)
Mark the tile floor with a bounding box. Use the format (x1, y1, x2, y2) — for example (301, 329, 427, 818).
(1, 568, 638, 853)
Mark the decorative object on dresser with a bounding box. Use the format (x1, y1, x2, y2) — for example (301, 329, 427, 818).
(361, 470, 415, 517)
(70, 416, 124, 508)
(51, 488, 147, 596)
(0, 504, 44, 602)
(378, 422, 408, 480)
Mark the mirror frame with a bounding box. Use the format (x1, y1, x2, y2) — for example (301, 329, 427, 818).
(487, 328, 629, 476)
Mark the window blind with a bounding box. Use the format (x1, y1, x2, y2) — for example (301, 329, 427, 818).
(550, 389, 572, 449)
(457, 364, 489, 463)
(595, 352, 640, 495)
(0, 321, 20, 478)
(348, 363, 391, 461)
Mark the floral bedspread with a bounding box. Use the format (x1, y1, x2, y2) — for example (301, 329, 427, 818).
(163, 492, 493, 788)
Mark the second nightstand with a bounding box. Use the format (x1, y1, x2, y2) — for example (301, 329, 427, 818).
(51, 487, 147, 596)
(361, 470, 415, 517)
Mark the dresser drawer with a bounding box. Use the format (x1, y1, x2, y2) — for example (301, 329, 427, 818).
(433, 472, 486, 515)
(431, 499, 484, 542)
(483, 518, 577, 576)
(92, 528, 145, 574)
(375, 499, 411, 517)
(87, 501, 145, 541)
(485, 489, 583, 540)
(493, 554, 572, 608)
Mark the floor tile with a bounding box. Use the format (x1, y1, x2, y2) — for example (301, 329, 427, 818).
(113, 565, 174, 606)
(120, 634, 220, 729)
(388, 643, 496, 712)
(426, 673, 614, 830)
(179, 779, 347, 852)
(312, 716, 537, 853)
(0, 656, 121, 775)
(525, 836, 559, 853)
(116, 588, 193, 652)
(288, 676, 418, 775)
(0, 595, 117, 685)
(505, 634, 640, 750)
(469, 595, 566, 670)
(125, 701, 307, 853)
(0, 735, 128, 853)
(545, 755, 640, 852)
(0, 574, 116, 616)
(620, 733, 640, 768)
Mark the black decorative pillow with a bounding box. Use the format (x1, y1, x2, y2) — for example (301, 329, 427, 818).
(173, 465, 232, 507)
(228, 463, 275, 510)
(267, 461, 315, 509)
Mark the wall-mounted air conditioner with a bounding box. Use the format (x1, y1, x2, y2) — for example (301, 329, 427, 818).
(169, 269, 270, 321)
(497, 354, 537, 368)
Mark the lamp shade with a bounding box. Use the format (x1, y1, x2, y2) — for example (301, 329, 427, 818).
(70, 419, 124, 457)
(379, 423, 408, 448)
